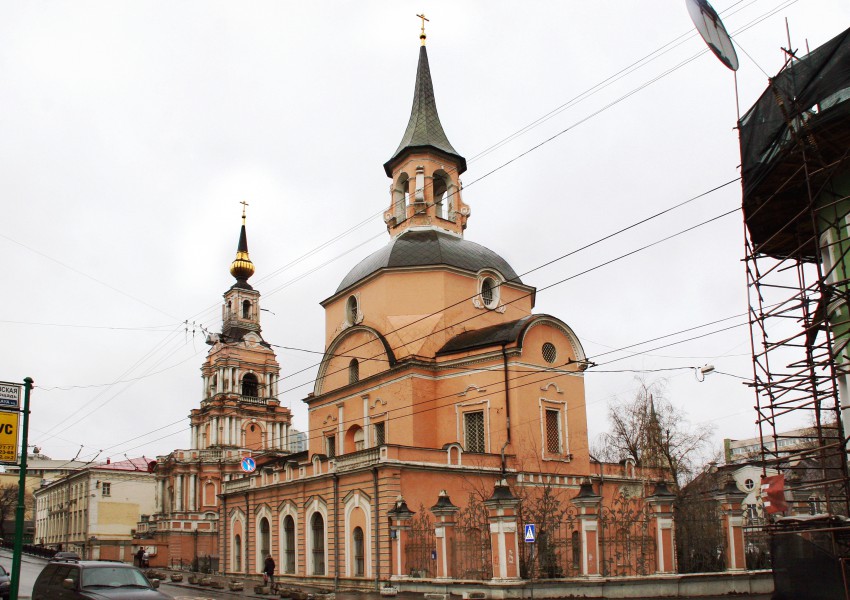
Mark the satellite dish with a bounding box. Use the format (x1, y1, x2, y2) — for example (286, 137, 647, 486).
(686, 0, 739, 71)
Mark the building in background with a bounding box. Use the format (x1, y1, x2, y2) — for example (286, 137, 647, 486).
(33, 457, 155, 560)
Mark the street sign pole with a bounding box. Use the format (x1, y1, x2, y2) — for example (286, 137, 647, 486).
(10, 377, 32, 600)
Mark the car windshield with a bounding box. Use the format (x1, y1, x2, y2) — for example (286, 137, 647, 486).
(82, 566, 149, 588)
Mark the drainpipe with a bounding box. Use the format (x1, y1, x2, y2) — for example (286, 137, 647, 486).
(373, 467, 380, 591)
(333, 473, 340, 591)
(502, 344, 512, 443)
(245, 492, 250, 575)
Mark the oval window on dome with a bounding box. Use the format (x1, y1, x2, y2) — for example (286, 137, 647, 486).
(480, 276, 499, 309)
(346, 295, 359, 325)
(542, 342, 557, 364)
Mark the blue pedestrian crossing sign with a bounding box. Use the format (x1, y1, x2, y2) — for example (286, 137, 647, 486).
(241, 457, 256, 473)
(524, 524, 536, 543)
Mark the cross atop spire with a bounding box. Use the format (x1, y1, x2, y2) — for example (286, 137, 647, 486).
(416, 13, 429, 46)
(240, 200, 249, 222)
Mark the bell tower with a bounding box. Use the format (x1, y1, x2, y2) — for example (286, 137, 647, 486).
(382, 19, 470, 238)
(190, 205, 291, 452)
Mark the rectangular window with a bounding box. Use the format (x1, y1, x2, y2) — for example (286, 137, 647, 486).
(464, 411, 485, 453)
(374, 422, 385, 446)
(545, 409, 562, 454)
(101, 482, 111, 497)
(326, 435, 336, 458)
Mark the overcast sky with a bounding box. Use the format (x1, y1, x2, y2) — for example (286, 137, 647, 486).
(1, 1, 847, 466)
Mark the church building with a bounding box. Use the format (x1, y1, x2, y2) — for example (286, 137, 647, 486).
(149, 29, 673, 586)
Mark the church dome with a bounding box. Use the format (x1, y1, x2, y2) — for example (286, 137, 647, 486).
(336, 228, 521, 293)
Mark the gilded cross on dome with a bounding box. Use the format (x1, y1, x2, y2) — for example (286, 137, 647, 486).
(416, 13, 429, 45)
(240, 200, 249, 222)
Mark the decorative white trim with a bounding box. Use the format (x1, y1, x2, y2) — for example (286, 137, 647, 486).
(278, 501, 299, 575)
(343, 491, 372, 578)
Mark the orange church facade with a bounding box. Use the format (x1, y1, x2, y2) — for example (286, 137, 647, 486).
(148, 37, 675, 587)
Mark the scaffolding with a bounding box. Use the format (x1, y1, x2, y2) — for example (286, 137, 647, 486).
(741, 26, 850, 518)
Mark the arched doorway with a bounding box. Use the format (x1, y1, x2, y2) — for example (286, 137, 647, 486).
(242, 373, 259, 398)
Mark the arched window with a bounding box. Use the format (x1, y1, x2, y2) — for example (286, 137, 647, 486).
(227, 301, 232, 316)
(354, 427, 364, 451)
(311, 513, 326, 575)
(353, 527, 364, 576)
(346, 295, 358, 325)
(571, 530, 581, 572)
(433, 171, 450, 220)
(259, 517, 270, 562)
(349, 359, 359, 384)
(393, 173, 410, 222)
(242, 300, 251, 319)
(242, 373, 259, 398)
(283, 516, 295, 574)
(234, 534, 242, 572)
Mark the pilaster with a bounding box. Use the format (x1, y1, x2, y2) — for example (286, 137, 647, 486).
(714, 479, 747, 571)
(387, 496, 415, 578)
(646, 481, 677, 574)
(484, 479, 521, 580)
(430, 491, 460, 579)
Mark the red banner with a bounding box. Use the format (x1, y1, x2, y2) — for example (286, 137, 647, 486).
(761, 474, 788, 514)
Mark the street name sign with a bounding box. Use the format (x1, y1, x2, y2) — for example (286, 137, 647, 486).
(241, 457, 256, 473)
(0, 382, 21, 410)
(524, 524, 536, 543)
(0, 411, 19, 464)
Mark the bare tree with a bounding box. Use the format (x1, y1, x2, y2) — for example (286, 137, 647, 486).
(594, 378, 715, 489)
(0, 483, 30, 540)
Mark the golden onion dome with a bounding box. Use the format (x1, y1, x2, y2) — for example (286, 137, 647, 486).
(230, 250, 254, 281)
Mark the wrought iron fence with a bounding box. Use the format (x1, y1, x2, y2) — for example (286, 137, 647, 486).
(599, 492, 656, 576)
(405, 505, 436, 578)
(452, 495, 492, 580)
(517, 485, 581, 579)
(674, 496, 725, 573)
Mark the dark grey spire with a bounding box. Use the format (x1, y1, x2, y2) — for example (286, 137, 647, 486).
(384, 46, 466, 176)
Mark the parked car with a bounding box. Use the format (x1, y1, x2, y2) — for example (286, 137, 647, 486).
(50, 551, 82, 562)
(0, 564, 10, 599)
(32, 561, 172, 599)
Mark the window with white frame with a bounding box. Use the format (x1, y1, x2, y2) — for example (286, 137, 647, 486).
(101, 482, 111, 497)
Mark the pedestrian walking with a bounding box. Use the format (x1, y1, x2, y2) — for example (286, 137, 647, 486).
(142, 550, 150, 568)
(135, 548, 144, 567)
(263, 554, 276, 587)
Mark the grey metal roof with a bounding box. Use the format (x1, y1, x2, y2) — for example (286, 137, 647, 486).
(335, 229, 521, 294)
(384, 46, 466, 176)
(437, 317, 533, 356)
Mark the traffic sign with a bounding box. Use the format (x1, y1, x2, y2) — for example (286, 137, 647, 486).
(524, 524, 536, 543)
(0, 411, 19, 464)
(241, 457, 256, 473)
(0, 382, 21, 410)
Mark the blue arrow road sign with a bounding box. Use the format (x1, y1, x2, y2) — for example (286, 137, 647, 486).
(241, 457, 256, 473)
(524, 524, 536, 543)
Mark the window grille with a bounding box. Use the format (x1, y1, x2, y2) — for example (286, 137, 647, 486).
(284, 516, 295, 573)
(311, 513, 325, 575)
(349, 359, 359, 384)
(374, 422, 386, 446)
(464, 411, 485, 453)
(545, 409, 561, 454)
(542, 342, 557, 364)
(481, 279, 494, 307)
(326, 436, 336, 458)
